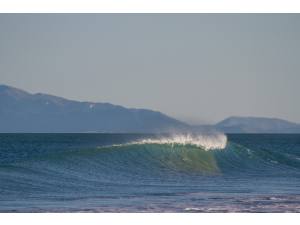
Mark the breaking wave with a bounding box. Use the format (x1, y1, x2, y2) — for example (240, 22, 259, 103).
(2, 133, 300, 178)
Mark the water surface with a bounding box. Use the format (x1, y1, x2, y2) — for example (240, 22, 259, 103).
(0, 133, 300, 212)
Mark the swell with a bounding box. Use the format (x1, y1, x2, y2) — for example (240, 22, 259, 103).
(1, 139, 300, 202)
(2, 138, 300, 178)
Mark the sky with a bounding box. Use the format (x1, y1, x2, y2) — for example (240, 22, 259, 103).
(0, 14, 300, 125)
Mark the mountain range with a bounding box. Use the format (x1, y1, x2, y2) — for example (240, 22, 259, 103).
(1, 84, 300, 133)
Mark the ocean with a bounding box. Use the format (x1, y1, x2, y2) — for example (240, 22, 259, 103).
(0, 133, 300, 212)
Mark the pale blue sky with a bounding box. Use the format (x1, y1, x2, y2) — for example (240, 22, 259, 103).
(0, 14, 300, 124)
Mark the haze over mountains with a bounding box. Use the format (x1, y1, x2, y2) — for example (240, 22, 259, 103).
(1, 84, 300, 133)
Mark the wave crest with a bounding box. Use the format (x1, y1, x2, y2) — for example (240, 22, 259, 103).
(126, 133, 227, 150)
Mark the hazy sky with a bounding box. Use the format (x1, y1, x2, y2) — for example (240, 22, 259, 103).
(0, 14, 300, 124)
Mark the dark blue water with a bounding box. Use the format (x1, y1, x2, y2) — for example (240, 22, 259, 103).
(0, 133, 300, 212)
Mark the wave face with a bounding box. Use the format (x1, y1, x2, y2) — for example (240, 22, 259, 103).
(0, 133, 300, 212)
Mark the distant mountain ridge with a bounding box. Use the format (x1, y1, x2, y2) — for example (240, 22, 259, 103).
(0, 84, 188, 133)
(216, 116, 300, 133)
(1, 84, 300, 133)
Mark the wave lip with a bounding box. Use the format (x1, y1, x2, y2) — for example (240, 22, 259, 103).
(126, 133, 227, 150)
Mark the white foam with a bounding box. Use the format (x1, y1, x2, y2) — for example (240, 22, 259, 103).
(129, 133, 227, 150)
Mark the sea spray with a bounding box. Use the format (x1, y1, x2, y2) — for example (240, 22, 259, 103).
(110, 133, 227, 150)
